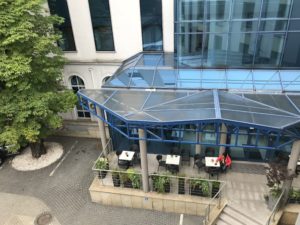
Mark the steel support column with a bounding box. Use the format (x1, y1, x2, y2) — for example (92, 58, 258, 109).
(219, 123, 227, 155)
(96, 107, 108, 156)
(138, 128, 149, 192)
(283, 140, 300, 203)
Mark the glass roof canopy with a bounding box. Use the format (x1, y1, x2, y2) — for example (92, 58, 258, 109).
(78, 89, 300, 130)
(104, 53, 300, 92)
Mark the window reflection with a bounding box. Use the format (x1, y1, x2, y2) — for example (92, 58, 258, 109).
(140, 0, 163, 51)
(88, 0, 115, 51)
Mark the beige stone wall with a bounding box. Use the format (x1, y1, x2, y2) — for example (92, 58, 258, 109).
(89, 178, 217, 216)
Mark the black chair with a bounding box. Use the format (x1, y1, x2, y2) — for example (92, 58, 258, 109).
(205, 147, 215, 157)
(168, 164, 179, 174)
(118, 160, 130, 169)
(193, 154, 201, 168)
(181, 149, 190, 165)
(195, 159, 205, 171)
(130, 144, 139, 152)
(156, 155, 166, 171)
(207, 167, 219, 179)
(171, 147, 181, 155)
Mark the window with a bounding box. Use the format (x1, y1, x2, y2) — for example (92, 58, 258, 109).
(48, 0, 76, 51)
(140, 0, 163, 51)
(70, 76, 91, 118)
(88, 0, 115, 51)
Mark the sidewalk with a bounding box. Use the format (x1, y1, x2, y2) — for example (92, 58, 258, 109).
(0, 192, 60, 225)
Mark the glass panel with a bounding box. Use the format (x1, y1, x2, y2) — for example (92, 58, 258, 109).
(280, 70, 300, 91)
(207, 0, 230, 20)
(180, 0, 204, 21)
(88, 0, 114, 51)
(177, 70, 201, 88)
(176, 34, 203, 68)
(231, 21, 259, 32)
(201, 70, 226, 88)
(179, 22, 204, 33)
(259, 20, 288, 31)
(232, 0, 261, 19)
(48, 0, 76, 51)
(243, 94, 300, 114)
(136, 54, 162, 66)
(140, 0, 163, 51)
(289, 21, 300, 31)
(153, 70, 176, 88)
(252, 70, 282, 90)
(227, 33, 256, 67)
(129, 69, 155, 87)
(261, 0, 292, 18)
(226, 70, 254, 89)
(282, 33, 300, 67)
(291, 1, 300, 18)
(206, 22, 229, 33)
(254, 34, 285, 67)
(203, 34, 228, 67)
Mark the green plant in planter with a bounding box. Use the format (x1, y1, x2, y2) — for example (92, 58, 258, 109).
(95, 157, 109, 179)
(211, 181, 221, 198)
(178, 174, 185, 195)
(190, 178, 210, 197)
(112, 169, 121, 187)
(289, 188, 300, 203)
(127, 168, 141, 189)
(120, 171, 133, 188)
(201, 180, 210, 197)
(152, 174, 171, 193)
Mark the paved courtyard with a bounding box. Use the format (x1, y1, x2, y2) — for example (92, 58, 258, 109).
(0, 136, 201, 225)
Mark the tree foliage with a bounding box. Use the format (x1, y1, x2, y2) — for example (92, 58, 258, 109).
(0, 0, 76, 152)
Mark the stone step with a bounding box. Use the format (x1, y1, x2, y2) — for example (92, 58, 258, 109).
(216, 218, 231, 225)
(226, 204, 264, 225)
(219, 213, 244, 225)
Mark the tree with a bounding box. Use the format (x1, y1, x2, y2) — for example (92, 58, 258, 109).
(0, 0, 77, 158)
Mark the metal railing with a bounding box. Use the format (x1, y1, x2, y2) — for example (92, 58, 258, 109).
(203, 181, 227, 225)
(265, 190, 284, 225)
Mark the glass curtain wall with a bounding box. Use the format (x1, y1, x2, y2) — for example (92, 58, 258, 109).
(140, 0, 163, 51)
(48, 0, 76, 51)
(88, 0, 115, 51)
(175, 0, 300, 68)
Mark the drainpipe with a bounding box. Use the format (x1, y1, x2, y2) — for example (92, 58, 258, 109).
(282, 140, 300, 204)
(96, 106, 108, 156)
(138, 128, 149, 192)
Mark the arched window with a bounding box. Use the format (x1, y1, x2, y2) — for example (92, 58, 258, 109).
(70, 76, 91, 118)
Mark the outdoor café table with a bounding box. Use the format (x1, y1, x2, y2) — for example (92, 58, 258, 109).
(166, 155, 181, 173)
(205, 157, 220, 167)
(119, 150, 135, 161)
(166, 155, 181, 165)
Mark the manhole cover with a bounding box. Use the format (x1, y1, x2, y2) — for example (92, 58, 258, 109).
(35, 212, 53, 225)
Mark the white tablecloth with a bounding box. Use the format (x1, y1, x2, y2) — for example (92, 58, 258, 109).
(119, 151, 135, 161)
(205, 157, 220, 167)
(166, 155, 181, 165)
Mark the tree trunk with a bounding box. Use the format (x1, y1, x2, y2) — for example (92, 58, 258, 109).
(30, 139, 47, 158)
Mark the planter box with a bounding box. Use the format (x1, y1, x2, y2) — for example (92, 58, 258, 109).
(178, 179, 185, 195)
(112, 175, 121, 187)
(98, 170, 108, 179)
(191, 186, 204, 196)
(123, 180, 133, 189)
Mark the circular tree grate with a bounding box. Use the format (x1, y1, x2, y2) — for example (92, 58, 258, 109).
(35, 211, 53, 225)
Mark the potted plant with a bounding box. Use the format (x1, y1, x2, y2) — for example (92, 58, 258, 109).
(95, 157, 109, 179)
(120, 172, 133, 188)
(178, 174, 185, 195)
(127, 168, 141, 189)
(211, 181, 221, 198)
(190, 179, 203, 196)
(152, 173, 171, 193)
(190, 179, 210, 197)
(112, 169, 121, 187)
(289, 188, 300, 204)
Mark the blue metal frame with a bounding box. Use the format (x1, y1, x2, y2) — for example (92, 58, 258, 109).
(77, 92, 299, 151)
